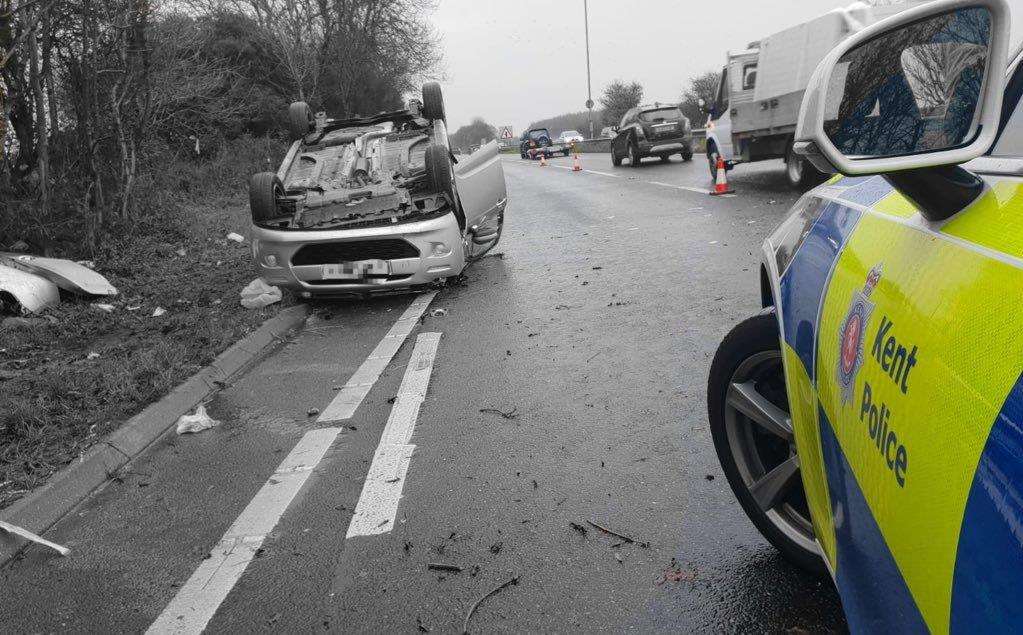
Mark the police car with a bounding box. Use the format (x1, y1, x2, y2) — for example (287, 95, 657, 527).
(707, 0, 1022, 631)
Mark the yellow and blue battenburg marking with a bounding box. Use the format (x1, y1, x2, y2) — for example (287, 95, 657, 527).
(774, 174, 1023, 634)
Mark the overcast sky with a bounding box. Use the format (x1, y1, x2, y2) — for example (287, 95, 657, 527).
(431, 0, 1023, 135)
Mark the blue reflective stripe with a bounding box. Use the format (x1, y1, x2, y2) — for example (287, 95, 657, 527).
(951, 371, 1023, 633)
(779, 201, 862, 381)
(837, 176, 895, 208)
(819, 406, 928, 634)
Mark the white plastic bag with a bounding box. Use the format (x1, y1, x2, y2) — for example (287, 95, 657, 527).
(176, 404, 220, 434)
(240, 278, 282, 309)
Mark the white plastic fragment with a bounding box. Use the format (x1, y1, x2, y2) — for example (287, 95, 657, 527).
(152, 307, 167, 317)
(86, 351, 100, 360)
(175, 404, 220, 435)
(226, 232, 245, 243)
(240, 278, 282, 309)
(92, 303, 115, 313)
(0, 520, 70, 556)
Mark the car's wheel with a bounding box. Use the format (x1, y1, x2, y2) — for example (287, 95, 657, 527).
(707, 309, 826, 575)
(660, 155, 671, 164)
(681, 148, 693, 162)
(422, 82, 446, 124)
(424, 144, 455, 200)
(611, 147, 622, 167)
(628, 140, 641, 167)
(288, 102, 313, 141)
(249, 172, 283, 223)
(707, 141, 720, 180)
(785, 141, 824, 190)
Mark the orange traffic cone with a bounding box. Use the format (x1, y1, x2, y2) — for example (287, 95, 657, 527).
(710, 156, 734, 196)
(539, 153, 548, 167)
(572, 153, 582, 172)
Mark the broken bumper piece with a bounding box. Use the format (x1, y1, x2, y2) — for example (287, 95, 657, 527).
(250, 213, 466, 295)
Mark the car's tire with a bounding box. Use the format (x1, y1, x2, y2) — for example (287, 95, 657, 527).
(611, 147, 622, 167)
(422, 82, 446, 124)
(288, 101, 314, 141)
(628, 139, 641, 167)
(707, 309, 826, 575)
(785, 141, 825, 191)
(660, 155, 671, 164)
(249, 172, 283, 223)
(424, 144, 455, 200)
(563, 149, 571, 157)
(681, 148, 693, 162)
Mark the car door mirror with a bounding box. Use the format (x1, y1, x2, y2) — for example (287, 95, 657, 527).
(794, 0, 1010, 177)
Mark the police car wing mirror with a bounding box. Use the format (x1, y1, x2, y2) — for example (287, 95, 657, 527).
(793, 0, 1011, 221)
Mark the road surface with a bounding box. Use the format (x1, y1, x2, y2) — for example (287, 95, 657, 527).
(0, 154, 846, 633)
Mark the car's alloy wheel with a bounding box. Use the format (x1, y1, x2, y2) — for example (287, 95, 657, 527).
(628, 142, 640, 167)
(708, 311, 825, 574)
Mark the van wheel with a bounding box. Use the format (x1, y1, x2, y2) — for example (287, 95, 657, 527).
(707, 309, 826, 575)
(707, 141, 720, 180)
(785, 141, 824, 190)
(249, 172, 283, 223)
(422, 82, 446, 124)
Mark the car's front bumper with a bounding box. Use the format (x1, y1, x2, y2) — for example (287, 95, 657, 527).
(251, 213, 466, 296)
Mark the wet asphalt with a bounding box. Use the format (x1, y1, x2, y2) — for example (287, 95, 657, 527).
(0, 153, 846, 633)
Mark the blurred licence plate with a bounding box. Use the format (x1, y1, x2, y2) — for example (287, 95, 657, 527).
(654, 125, 676, 136)
(321, 260, 390, 280)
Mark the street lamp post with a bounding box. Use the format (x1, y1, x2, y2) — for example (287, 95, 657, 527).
(584, 0, 594, 139)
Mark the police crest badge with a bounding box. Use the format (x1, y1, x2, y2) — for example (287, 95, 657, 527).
(837, 265, 881, 405)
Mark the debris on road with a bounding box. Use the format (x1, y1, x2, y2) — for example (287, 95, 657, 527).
(586, 520, 650, 548)
(226, 232, 246, 243)
(463, 576, 519, 634)
(0, 520, 70, 556)
(656, 558, 698, 585)
(152, 307, 167, 317)
(416, 617, 431, 632)
(489, 541, 503, 554)
(240, 278, 283, 309)
(427, 562, 464, 573)
(307, 408, 320, 417)
(430, 308, 447, 317)
(175, 404, 220, 434)
(480, 407, 518, 420)
(569, 522, 588, 536)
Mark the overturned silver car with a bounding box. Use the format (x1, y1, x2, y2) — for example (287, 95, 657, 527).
(249, 83, 507, 296)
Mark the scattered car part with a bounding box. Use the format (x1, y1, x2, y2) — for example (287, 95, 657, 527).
(240, 278, 283, 309)
(176, 403, 220, 435)
(0, 253, 118, 296)
(0, 263, 59, 313)
(0, 520, 69, 556)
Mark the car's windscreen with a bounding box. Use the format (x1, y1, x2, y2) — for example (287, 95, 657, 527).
(991, 59, 1023, 157)
(562, 131, 580, 137)
(639, 108, 681, 123)
(528, 130, 549, 140)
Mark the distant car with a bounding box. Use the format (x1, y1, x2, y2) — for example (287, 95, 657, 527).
(599, 126, 614, 139)
(519, 128, 570, 159)
(247, 83, 507, 295)
(610, 103, 693, 167)
(557, 130, 584, 144)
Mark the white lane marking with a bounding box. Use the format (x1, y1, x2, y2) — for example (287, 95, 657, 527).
(317, 292, 436, 423)
(647, 181, 713, 195)
(346, 332, 441, 537)
(147, 427, 342, 634)
(584, 170, 620, 178)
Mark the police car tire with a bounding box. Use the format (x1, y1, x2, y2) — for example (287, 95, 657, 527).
(707, 309, 827, 575)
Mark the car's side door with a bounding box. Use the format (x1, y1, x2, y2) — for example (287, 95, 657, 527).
(454, 140, 507, 254)
(613, 109, 634, 157)
(792, 48, 1023, 635)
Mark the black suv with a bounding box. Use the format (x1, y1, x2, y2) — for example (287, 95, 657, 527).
(610, 104, 693, 167)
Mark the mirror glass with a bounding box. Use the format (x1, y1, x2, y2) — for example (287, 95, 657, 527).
(823, 7, 991, 158)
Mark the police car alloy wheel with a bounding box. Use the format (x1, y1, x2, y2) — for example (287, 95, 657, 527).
(707, 309, 825, 574)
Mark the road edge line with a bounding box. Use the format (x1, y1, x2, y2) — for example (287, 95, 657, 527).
(0, 303, 311, 568)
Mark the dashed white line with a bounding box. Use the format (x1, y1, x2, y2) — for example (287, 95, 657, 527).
(346, 332, 441, 537)
(584, 170, 620, 178)
(648, 181, 713, 195)
(318, 292, 436, 423)
(147, 427, 342, 634)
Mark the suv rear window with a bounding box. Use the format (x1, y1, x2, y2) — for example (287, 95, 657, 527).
(639, 108, 681, 123)
(528, 130, 550, 140)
